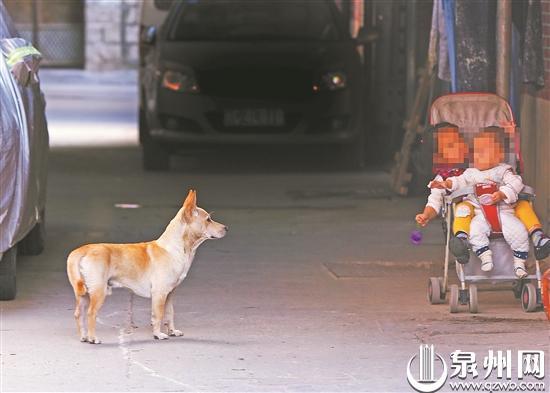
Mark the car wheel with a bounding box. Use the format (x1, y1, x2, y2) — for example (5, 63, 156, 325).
(139, 108, 147, 145)
(143, 139, 170, 171)
(140, 108, 170, 171)
(18, 209, 45, 256)
(0, 246, 17, 300)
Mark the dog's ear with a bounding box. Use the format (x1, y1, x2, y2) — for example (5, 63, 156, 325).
(183, 189, 197, 222)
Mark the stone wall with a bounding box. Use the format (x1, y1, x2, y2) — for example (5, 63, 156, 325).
(521, 94, 550, 231)
(541, 0, 550, 99)
(520, 0, 550, 230)
(85, 0, 140, 70)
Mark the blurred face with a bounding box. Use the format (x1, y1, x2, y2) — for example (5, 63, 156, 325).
(473, 133, 505, 170)
(434, 128, 468, 166)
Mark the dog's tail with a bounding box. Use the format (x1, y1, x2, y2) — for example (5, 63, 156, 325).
(67, 248, 87, 297)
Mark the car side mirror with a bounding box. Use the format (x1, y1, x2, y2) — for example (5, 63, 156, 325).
(356, 26, 380, 45)
(141, 25, 157, 45)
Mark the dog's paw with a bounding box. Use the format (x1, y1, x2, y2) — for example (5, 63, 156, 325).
(168, 329, 184, 337)
(87, 337, 102, 344)
(153, 332, 169, 340)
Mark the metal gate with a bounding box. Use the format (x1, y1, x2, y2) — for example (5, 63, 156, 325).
(3, 0, 84, 68)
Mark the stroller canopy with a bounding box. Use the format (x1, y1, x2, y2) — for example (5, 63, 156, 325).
(429, 93, 518, 172)
(430, 93, 515, 129)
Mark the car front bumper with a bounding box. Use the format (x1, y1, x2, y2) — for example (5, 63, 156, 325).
(146, 88, 362, 146)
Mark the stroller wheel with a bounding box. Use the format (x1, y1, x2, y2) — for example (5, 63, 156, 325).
(468, 285, 478, 314)
(428, 277, 444, 304)
(449, 285, 460, 313)
(521, 283, 538, 312)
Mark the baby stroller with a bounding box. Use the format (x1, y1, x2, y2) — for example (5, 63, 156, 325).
(425, 93, 544, 313)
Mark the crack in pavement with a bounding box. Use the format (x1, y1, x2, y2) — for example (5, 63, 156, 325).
(97, 293, 197, 391)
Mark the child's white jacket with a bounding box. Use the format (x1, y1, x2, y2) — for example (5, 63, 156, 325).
(445, 164, 529, 254)
(425, 164, 524, 214)
(446, 164, 524, 207)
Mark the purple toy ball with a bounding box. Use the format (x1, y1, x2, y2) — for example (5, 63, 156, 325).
(410, 230, 423, 245)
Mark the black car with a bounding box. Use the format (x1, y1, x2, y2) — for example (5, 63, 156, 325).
(139, 0, 369, 170)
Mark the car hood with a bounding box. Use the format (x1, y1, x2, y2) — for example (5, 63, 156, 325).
(158, 41, 357, 71)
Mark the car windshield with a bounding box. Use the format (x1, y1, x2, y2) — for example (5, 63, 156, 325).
(166, 0, 347, 41)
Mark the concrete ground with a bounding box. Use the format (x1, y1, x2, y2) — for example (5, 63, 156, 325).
(0, 70, 548, 392)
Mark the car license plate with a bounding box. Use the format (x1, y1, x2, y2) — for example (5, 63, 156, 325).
(223, 108, 285, 127)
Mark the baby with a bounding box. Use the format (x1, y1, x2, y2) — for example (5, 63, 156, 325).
(416, 127, 471, 262)
(429, 130, 529, 278)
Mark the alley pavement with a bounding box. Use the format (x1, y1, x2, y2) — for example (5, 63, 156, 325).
(0, 70, 547, 392)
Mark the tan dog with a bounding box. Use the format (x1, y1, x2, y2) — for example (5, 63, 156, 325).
(67, 190, 227, 343)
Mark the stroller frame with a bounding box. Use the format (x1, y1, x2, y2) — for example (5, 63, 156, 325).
(425, 92, 544, 313)
(427, 186, 544, 313)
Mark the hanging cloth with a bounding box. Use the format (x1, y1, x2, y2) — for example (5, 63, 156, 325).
(453, 0, 496, 93)
(428, 0, 451, 82)
(521, 0, 545, 87)
(442, 0, 457, 92)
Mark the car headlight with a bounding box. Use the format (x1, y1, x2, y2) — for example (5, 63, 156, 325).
(313, 71, 347, 92)
(161, 70, 200, 93)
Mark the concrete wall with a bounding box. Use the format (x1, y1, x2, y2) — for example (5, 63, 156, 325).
(521, 94, 550, 231)
(520, 0, 550, 231)
(85, 0, 140, 70)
